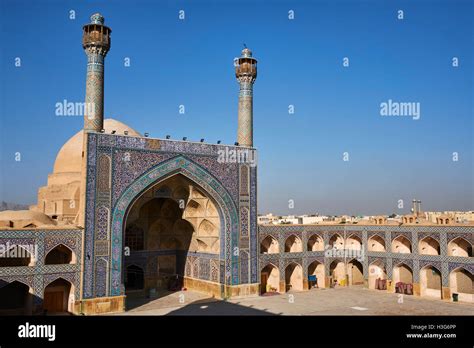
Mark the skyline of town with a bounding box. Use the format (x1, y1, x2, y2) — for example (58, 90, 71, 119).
(1, 0, 472, 215)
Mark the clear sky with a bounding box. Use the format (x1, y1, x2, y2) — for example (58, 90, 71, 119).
(0, 0, 472, 216)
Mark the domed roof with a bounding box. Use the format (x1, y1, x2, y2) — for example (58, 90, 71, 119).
(53, 119, 141, 174)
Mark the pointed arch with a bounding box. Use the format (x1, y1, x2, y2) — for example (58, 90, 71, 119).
(368, 259, 387, 290)
(329, 259, 346, 285)
(284, 234, 302, 252)
(449, 267, 473, 303)
(45, 244, 76, 265)
(346, 235, 362, 251)
(420, 264, 442, 299)
(368, 235, 386, 252)
(43, 277, 74, 313)
(307, 234, 324, 251)
(307, 260, 325, 288)
(261, 263, 280, 294)
(285, 262, 303, 291)
(393, 262, 413, 286)
(447, 237, 473, 257)
(347, 259, 364, 285)
(108, 155, 239, 296)
(391, 235, 412, 253)
(328, 234, 344, 250)
(418, 236, 440, 256)
(94, 258, 108, 297)
(260, 235, 279, 254)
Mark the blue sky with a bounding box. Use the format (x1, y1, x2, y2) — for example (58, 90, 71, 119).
(0, 0, 472, 215)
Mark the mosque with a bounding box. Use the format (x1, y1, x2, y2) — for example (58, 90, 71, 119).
(0, 13, 472, 315)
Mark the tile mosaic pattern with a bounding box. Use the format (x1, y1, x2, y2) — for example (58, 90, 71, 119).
(83, 133, 259, 298)
(0, 229, 83, 301)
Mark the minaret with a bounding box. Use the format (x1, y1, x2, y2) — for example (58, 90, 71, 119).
(82, 13, 111, 132)
(78, 13, 111, 228)
(235, 47, 257, 147)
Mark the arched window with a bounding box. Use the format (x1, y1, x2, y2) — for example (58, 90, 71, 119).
(418, 237, 440, 256)
(391, 236, 412, 253)
(45, 244, 75, 265)
(284, 235, 302, 253)
(307, 235, 324, 251)
(368, 235, 386, 252)
(448, 237, 472, 257)
(260, 236, 279, 254)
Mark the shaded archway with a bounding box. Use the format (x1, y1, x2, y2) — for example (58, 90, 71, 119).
(368, 235, 386, 252)
(284, 235, 302, 253)
(393, 263, 413, 287)
(347, 259, 364, 285)
(43, 278, 74, 314)
(418, 237, 440, 256)
(420, 265, 442, 299)
(329, 260, 346, 286)
(307, 234, 324, 251)
(125, 265, 144, 292)
(449, 268, 473, 303)
(285, 262, 303, 291)
(260, 235, 279, 254)
(104, 156, 239, 299)
(0, 245, 34, 267)
(0, 281, 32, 315)
(123, 173, 222, 299)
(368, 260, 387, 290)
(391, 236, 412, 253)
(448, 237, 472, 257)
(45, 244, 76, 265)
(328, 234, 344, 250)
(260, 264, 280, 294)
(346, 235, 362, 250)
(307, 260, 325, 288)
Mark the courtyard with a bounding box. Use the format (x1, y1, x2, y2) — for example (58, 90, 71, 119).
(116, 286, 474, 316)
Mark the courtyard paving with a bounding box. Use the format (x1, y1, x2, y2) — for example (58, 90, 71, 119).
(114, 286, 474, 316)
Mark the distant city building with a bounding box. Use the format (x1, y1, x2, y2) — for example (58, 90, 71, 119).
(425, 211, 474, 224)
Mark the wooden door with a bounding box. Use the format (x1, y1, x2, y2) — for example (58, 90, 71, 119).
(44, 291, 64, 313)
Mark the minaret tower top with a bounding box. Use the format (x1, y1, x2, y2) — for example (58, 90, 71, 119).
(235, 46, 257, 147)
(82, 13, 111, 56)
(235, 47, 257, 80)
